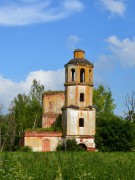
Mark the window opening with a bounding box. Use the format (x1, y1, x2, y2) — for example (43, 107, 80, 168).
(71, 69, 75, 81)
(79, 118, 84, 127)
(49, 101, 53, 111)
(89, 69, 91, 82)
(80, 69, 85, 83)
(80, 93, 84, 102)
(49, 101, 52, 108)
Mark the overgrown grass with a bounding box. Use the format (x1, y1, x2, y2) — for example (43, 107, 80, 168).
(43, 90, 64, 95)
(0, 152, 135, 180)
(25, 127, 62, 132)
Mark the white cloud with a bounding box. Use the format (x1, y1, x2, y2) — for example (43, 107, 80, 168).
(106, 36, 135, 67)
(0, 66, 106, 112)
(67, 35, 81, 50)
(94, 55, 114, 72)
(0, 69, 65, 112)
(94, 74, 107, 88)
(0, 0, 84, 26)
(100, 0, 126, 17)
(94, 55, 114, 88)
(68, 35, 80, 44)
(63, 0, 84, 12)
(26, 69, 65, 90)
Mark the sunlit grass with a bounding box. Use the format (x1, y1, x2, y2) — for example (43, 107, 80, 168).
(0, 152, 135, 180)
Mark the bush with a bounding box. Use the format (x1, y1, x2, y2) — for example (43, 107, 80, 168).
(18, 146, 32, 152)
(56, 139, 85, 151)
(56, 144, 65, 151)
(65, 139, 84, 151)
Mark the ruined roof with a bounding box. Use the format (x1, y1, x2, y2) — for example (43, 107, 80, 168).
(67, 58, 92, 65)
(74, 49, 85, 53)
(43, 90, 64, 95)
(65, 49, 94, 66)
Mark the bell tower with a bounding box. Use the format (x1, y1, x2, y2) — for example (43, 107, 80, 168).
(62, 49, 96, 151)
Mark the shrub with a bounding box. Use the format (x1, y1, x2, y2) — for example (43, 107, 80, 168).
(56, 139, 85, 151)
(56, 144, 65, 151)
(65, 139, 84, 151)
(18, 146, 32, 152)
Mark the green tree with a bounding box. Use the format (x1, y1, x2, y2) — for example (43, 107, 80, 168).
(0, 113, 15, 151)
(0, 105, 3, 150)
(10, 79, 44, 149)
(124, 91, 135, 123)
(52, 115, 62, 131)
(0, 106, 10, 151)
(95, 115, 135, 151)
(93, 85, 116, 118)
(29, 79, 44, 104)
(10, 94, 29, 137)
(28, 79, 44, 128)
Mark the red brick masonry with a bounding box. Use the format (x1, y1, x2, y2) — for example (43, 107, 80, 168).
(25, 131, 62, 137)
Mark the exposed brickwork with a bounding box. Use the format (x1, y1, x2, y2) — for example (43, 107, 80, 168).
(25, 132, 62, 137)
(87, 147, 97, 152)
(42, 92, 65, 128)
(42, 112, 59, 128)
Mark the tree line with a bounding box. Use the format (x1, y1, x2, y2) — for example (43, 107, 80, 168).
(0, 79, 135, 152)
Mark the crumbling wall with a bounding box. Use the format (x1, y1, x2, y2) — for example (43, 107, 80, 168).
(25, 132, 62, 152)
(42, 91, 65, 128)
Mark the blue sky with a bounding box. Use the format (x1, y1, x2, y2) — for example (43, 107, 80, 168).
(0, 0, 135, 116)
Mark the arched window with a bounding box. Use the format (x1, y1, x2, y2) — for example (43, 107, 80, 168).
(71, 69, 75, 81)
(89, 69, 91, 82)
(80, 68, 85, 83)
(80, 93, 84, 102)
(79, 118, 84, 127)
(66, 69, 68, 82)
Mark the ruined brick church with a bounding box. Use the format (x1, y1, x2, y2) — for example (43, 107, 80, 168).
(25, 49, 96, 151)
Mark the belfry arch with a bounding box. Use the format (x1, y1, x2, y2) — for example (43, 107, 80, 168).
(80, 68, 85, 83)
(71, 68, 75, 81)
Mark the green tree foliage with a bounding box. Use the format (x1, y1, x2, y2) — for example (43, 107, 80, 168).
(10, 79, 44, 148)
(27, 79, 44, 128)
(57, 139, 84, 151)
(52, 115, 62, 131)
(65, 139, 84, 151)
(0, 105, 3, 150)
(10, 94, 29, 137)
(29, 79, 44, 104)
(0, 114, 8, 151)
(95, 115, 135, 151)
(124, 91, 135, 123)
(93, 85, 116, 118)
(0, 105, 15, 151)
(0, 113, 16, 151)
(18, 146, 32, 152)
(94, 85, 135, 152)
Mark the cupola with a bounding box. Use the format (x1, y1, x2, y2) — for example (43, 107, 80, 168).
(74, 49, 85, 59)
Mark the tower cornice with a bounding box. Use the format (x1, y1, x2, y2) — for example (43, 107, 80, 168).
(64, 82, 94, 87)
(64, 61, 94, 68)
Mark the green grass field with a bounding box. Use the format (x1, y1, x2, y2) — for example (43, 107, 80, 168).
(0, 152, 135, 180)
